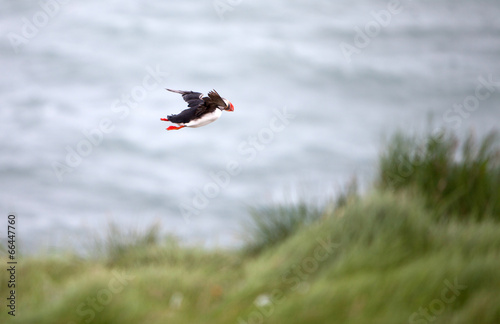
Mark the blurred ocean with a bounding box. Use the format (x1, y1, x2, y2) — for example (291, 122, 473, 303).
(1, 0, 499, 253)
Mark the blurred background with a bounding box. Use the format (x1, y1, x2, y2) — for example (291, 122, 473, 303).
(1, 0, 499, 253)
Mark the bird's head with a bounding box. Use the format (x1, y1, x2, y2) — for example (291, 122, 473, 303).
(222, 98, 234, 112)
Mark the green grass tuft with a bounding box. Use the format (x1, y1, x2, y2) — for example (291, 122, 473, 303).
(242, 202, 325, 255)
(91, 222, 162, 266)
(378, 129, 500, 221)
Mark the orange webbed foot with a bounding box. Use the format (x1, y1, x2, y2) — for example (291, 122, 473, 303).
(167, 125, 186, 131)
(160, 118, 169, 122)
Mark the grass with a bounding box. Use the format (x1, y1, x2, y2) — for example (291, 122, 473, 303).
(1, 129, 500, 324)
(378, 129, 500, 221)
(243, 202, 325, 255)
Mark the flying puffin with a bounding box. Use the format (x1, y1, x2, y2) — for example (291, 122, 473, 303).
(161, 89, 234, 131)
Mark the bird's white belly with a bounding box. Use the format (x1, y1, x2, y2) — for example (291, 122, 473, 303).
(184, 109, 222, 128)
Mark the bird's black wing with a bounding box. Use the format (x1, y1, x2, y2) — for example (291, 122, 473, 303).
(166, 89, 205, 123)
(206, 90, 226, 109)
(166, 89, 204, 108)
(189, 89, 225, 118)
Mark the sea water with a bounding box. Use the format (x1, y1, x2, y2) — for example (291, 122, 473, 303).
(1, 0, 499, 252)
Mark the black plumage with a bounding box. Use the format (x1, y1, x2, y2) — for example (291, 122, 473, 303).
(166, 89, 226, 123)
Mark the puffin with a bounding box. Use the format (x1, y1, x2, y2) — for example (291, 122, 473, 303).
(161, 89, 234, 131)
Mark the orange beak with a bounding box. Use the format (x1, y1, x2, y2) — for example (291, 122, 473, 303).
(228, 102, 234, 112)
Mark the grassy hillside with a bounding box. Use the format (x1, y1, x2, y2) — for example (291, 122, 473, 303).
(1, 129, 499, 324)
